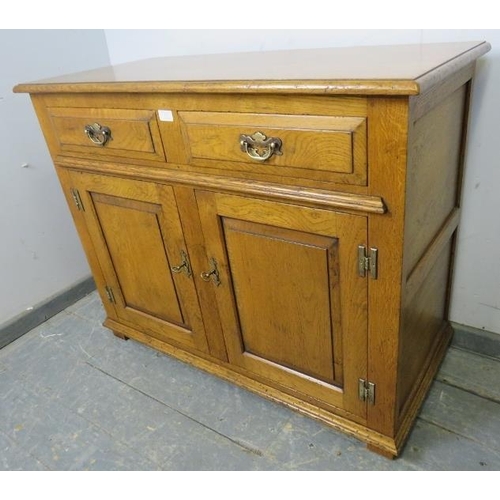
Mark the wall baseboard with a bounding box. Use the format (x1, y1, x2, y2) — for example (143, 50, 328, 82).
(451, 322, 500, 360)
(0, 276, 95, 349)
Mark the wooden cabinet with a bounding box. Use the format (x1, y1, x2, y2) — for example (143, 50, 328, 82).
(15, 41, 490, 458)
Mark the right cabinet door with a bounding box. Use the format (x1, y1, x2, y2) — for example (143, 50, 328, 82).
(196, 191, 368, 419)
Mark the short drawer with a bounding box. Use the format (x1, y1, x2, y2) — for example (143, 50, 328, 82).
(179, 111, 367, 185)
(47, 107, 166, 162)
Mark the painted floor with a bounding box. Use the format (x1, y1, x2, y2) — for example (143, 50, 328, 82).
(1, 291, 499, 470)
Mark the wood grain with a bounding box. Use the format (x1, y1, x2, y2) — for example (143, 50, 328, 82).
(22, 42, 490, 458)
(394, 71, 473, 445)
(68, 170, 210, 354)
(222, 218, 340, 385)
(55, 156, 386, 214)
(14, 42, 490, 96)
(196, 191, 368, 418)
(38, 92, 369, 119)
(405, 208, 460, 305)
(409, 62, 474, 121)
(173, 185, 228, 361)
(366, 97, 410, 437)
(404, 85, 466, 276)
(48, 106, 166, 162)
(91, 192, 185, 324)
(179, 111, 366, 179)
(52, 166, 120, 323)
(398, 243, 452, 412)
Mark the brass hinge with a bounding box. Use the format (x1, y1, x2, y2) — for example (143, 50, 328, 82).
(104, 286, 115, 304)
(70, 188, 84, 211)
(358, 245, 378, 279)
(358, 378, 376, 405)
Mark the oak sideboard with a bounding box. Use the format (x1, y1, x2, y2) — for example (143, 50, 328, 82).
(15, 41, 490, 457)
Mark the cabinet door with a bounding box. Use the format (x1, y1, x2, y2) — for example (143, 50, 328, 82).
(197, 192, 368, 418)
(68, 170, 209, 353)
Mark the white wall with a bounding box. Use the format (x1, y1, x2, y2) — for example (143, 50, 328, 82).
(0, 30, 110, 325)
(105, 29, 500, 334)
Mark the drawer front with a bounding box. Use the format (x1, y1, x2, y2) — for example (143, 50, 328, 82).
(47, 107, 166, 162)
(179, 111, 367, 185)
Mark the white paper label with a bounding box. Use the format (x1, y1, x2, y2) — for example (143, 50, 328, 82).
(158, 109, 174, 122)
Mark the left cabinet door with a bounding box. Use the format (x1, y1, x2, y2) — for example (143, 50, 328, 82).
(66, 169, 209, 353)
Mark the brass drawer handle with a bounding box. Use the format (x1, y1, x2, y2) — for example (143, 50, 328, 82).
(170, 250, 192, 278)
(239, 131, 283, 162)
(200, 258, 221, 287)
(84, 122, 112, 147)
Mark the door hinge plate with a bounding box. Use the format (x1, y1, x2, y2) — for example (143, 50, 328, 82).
(70, 188, 84, 211)
(105, 286, 115, 304)
(358, 378, 376, 405)
(358, 245, 378, 279)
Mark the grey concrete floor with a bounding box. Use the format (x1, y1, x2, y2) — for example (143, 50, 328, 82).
(1, 291, 499, 470)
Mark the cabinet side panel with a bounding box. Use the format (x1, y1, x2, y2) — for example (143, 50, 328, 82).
(398, 80, 471, 421)
(398, 242, 452, 413)
(403, 85, 466, 277)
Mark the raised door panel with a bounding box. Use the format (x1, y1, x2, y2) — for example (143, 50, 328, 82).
(67, 170, 208, 353)
(196, 192, 368, 419)
(223, 219, 342, 385)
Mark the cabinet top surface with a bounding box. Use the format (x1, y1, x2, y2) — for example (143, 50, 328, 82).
(15, 41, 490, 96)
